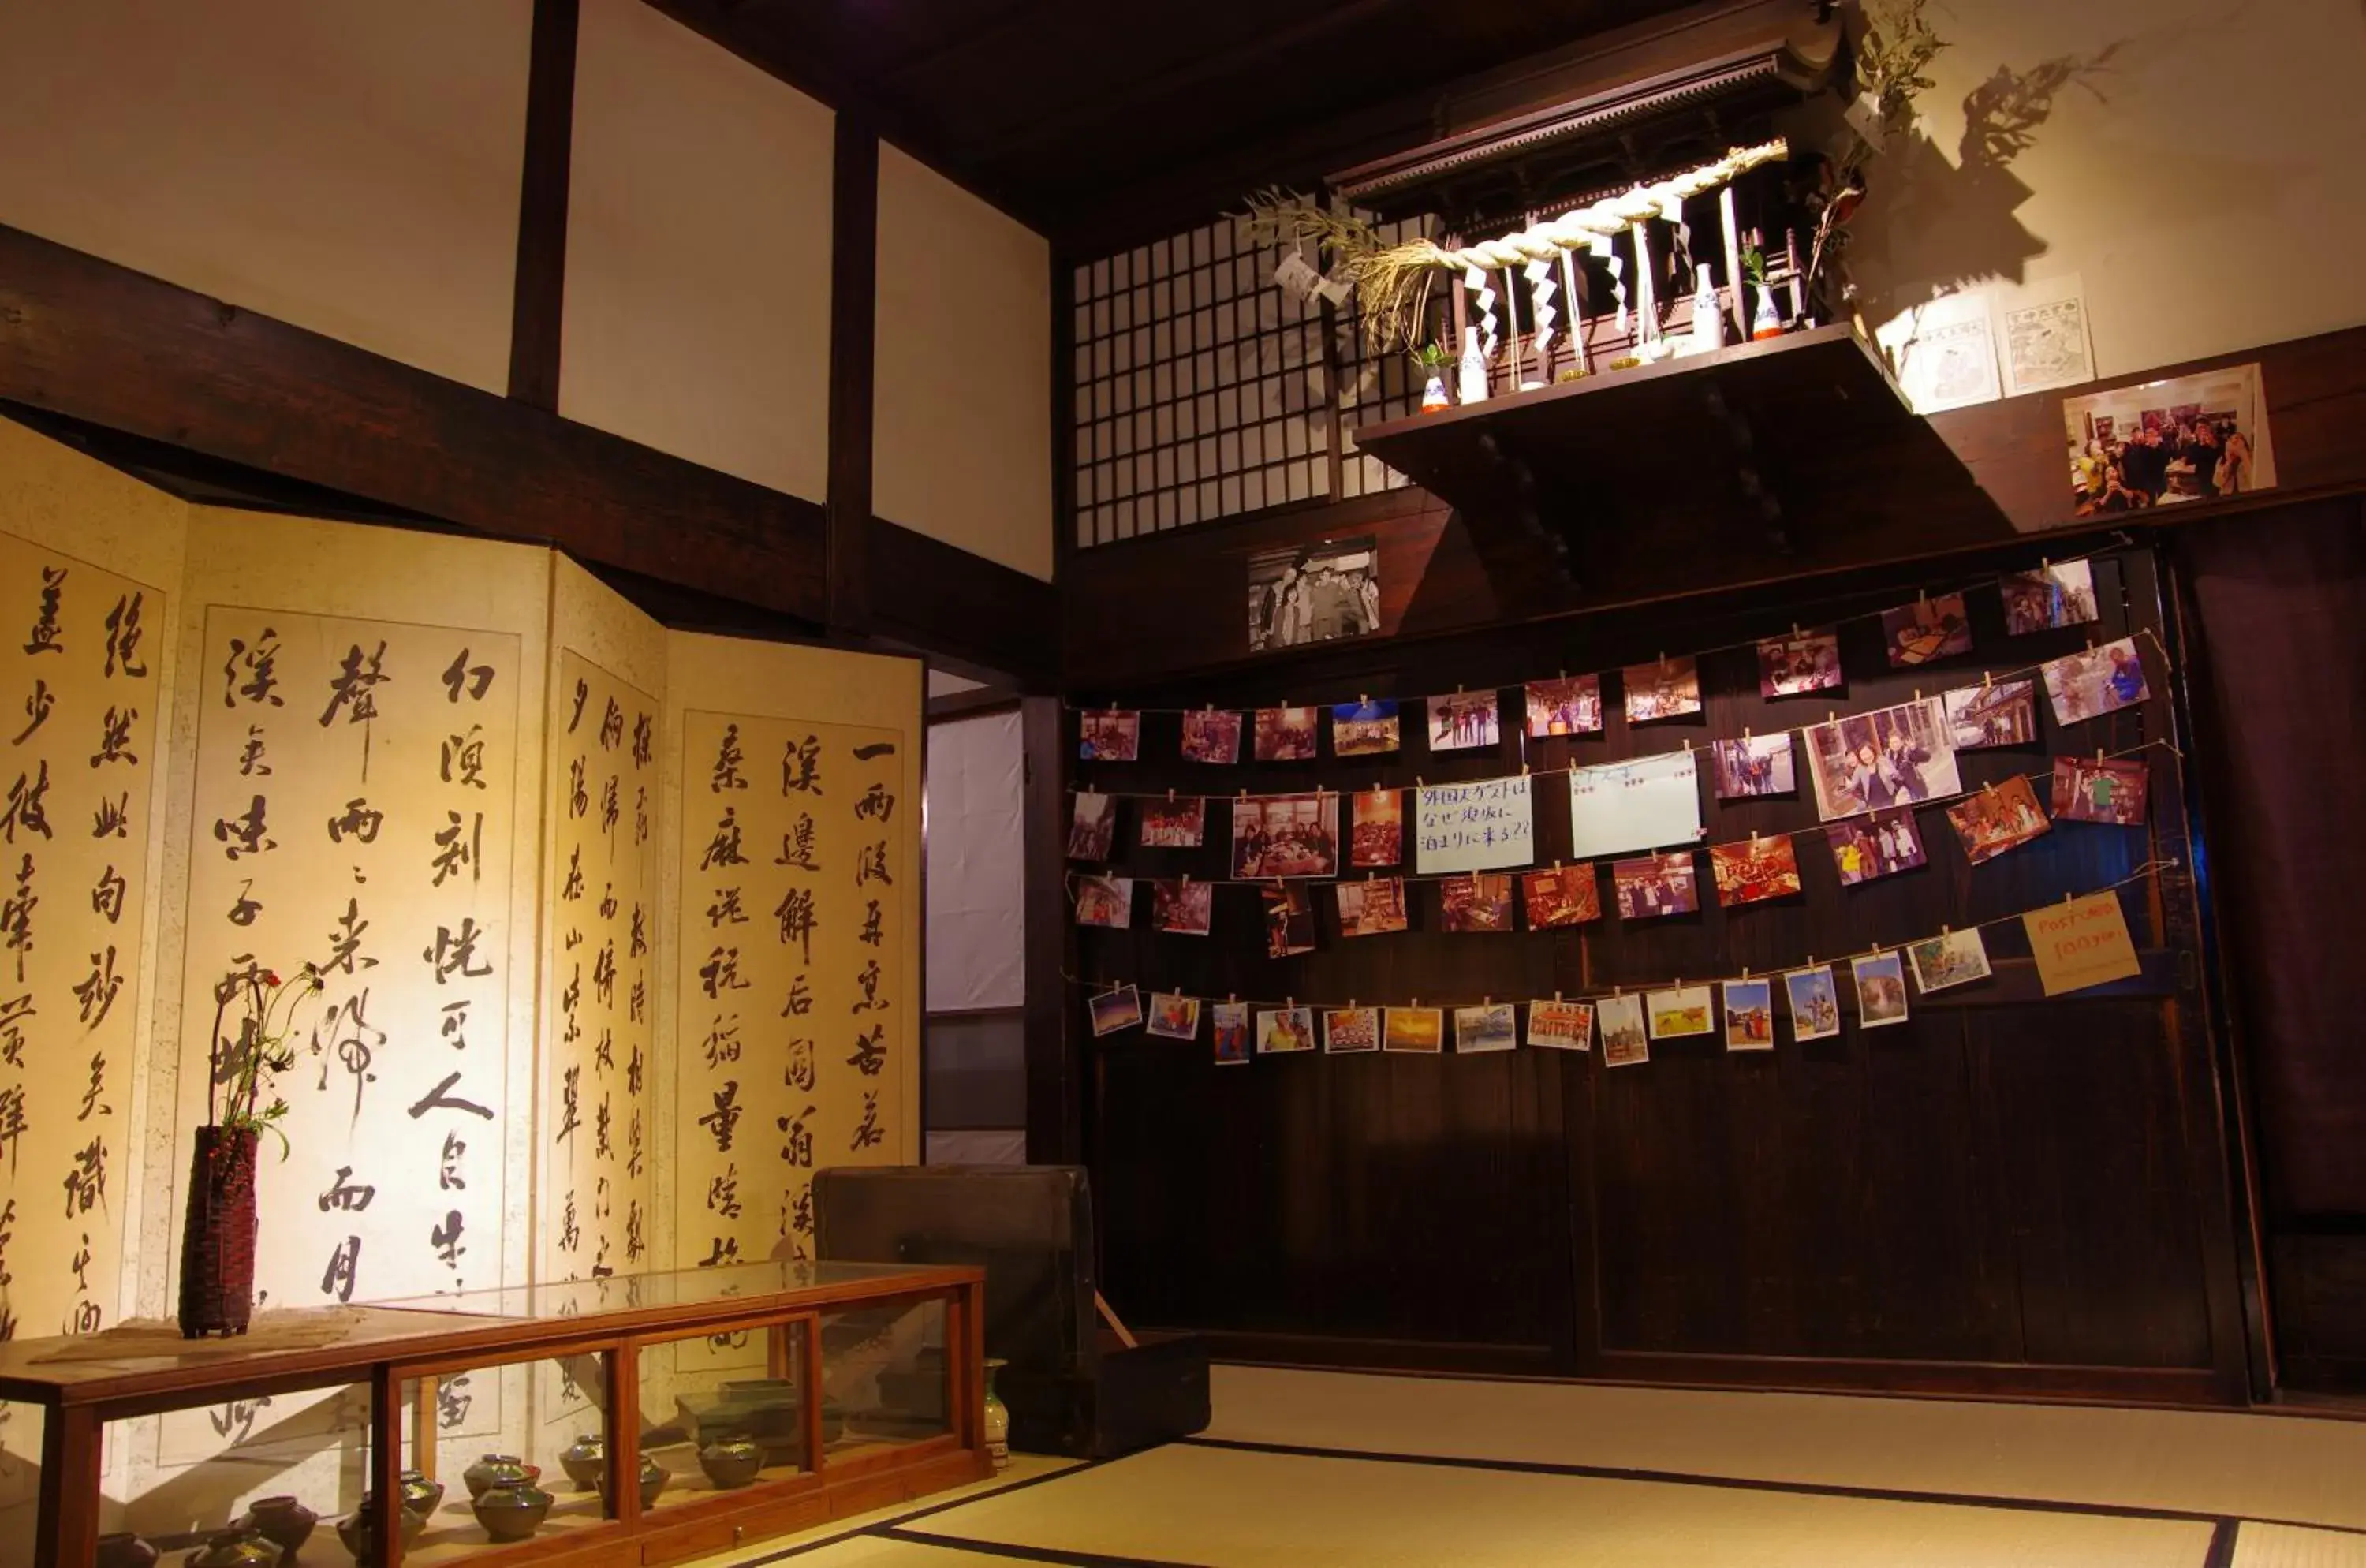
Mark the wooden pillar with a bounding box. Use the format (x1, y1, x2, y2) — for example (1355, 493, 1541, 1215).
(506, 0, 580, 410)
(827, 116, 881, 636)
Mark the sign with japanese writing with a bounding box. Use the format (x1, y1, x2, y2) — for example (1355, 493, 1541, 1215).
(1568, 749, 1704, 861)
(675, 711, 906, 1312)
(0, 529, 162, 1345)
(1414, 775, 1533, 874)
(177, 607, 518, 1441)
(2023, 890, 2142, 997)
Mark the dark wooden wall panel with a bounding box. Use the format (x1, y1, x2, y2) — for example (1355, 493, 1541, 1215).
(1076, 542, 2249, 1398)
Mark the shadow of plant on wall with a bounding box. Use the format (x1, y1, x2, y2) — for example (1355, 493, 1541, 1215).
(1834, 36, 2129, 331)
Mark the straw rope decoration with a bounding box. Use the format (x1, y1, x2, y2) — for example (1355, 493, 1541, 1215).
(1245, 139, 1790, 355)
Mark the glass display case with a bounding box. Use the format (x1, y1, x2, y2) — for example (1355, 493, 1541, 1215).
(0, 1259, 987, 1566)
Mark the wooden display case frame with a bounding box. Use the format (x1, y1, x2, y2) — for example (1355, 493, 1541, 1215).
(1, 1260, 988, 1566)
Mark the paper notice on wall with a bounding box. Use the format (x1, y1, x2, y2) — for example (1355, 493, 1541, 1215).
(2002, 278, 2095, 396)
(1414, 775, 1533, 873)
(1568, 749, 1703, 861)
(1877, 291, 2001, 413)
(2023, 890, 2142, 996)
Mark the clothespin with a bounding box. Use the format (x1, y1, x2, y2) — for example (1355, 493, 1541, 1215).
(1360, 693, 1369, 705)
(1919, 588, 1930, 606)
(1521, 763, 1531, 777)
(1228, 992, 1237, 1004)
(1684, 739, 1693, 752)
(1941, 925, 1950, 936)
(1181, 874, 1191, 887)
(1554, 990, 1564, 1003)
(1417, 775, 1426, 788)
(1913, 689, 1921, 703)
(1983, 781, 1996, 796)
(1741, 967, 1750, 980)
(1659, 651, 1670, 669)
(1827, 711, 1836, 724)
(2095, 749, 2105, 767)
(1983, 670, 1994, 691)
(1744, 726, 1752, 744)
(1166, 788, 1176, 802)
(1237, 788, 1249, 801)
(1750, 830, 1760, 847)
(1791, 623, 1802, 638)
(2041, 557, 2051, 572)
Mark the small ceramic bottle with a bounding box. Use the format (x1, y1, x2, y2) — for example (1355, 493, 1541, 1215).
(1456, 333, 1490, 406)
(1690, 265, 1726, 354)
(983, 1357, 1012, 1472)
(1752, 283, 1786, 341)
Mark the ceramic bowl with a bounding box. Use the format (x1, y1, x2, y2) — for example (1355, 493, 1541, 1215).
(471, 1482, 554, 1543)
(699, 1437, 765, 1490)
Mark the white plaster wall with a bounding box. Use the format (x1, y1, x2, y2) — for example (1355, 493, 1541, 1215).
(562, 0, 836, 502)
(0, 0, 532, 393)
(1842, 0, 2366, 376)
(875, 144, 1056, 581)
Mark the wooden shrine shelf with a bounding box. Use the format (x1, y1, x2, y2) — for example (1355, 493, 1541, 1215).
(1350, 324, 1994, 588)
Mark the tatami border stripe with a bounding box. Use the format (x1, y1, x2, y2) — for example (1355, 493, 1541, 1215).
(1181, 1434, 2366, 1542)
(873, 1522, 1212, 1568)
(736, 1454, 1128, 1564)
(2202, 1518, 2242, 1568)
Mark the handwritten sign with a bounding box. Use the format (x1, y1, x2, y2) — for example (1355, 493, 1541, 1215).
(2023, 891, 2141, 996)
(1568, 749, 1701, 860)
(1415, 775, 1532, 873)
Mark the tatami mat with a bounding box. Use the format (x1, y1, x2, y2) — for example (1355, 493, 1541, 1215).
(898, 1443, 2215, 1567)
(1203, 1365, 2366, 1533)
(677, 1454, 1078, 1568)
(2234, 1523, 2366, 1568)
(776, 1538, 1057, 1567)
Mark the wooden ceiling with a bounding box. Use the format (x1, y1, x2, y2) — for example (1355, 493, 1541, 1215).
(647, 0, 1719, 252)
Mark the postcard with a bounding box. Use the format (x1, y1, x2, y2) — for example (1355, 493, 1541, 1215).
(1785, 965, 1841, 1042)
(1646, 984, 1715, 1040)
(1528, 1000, 1594, 1051)
(1211, 1002, 1252, 1064)
(1383, 1006, 1443, 1054)
(1145, 991, 1201, 1040)
(1074, 875, 1133, 928)
(1067, 790, 1117, 860)
(1256, 1005, 1316, 1055)
(1905, 928, 1992, 994)
(1525, 675, 1603, 737)
(2000, 561, 2098, 634)
(1454, 1002, 1517, 1053)
(1331, 697, 1401, 757)
(1722, 979, 1774, 1050)
(1852, 951, 1911, 1029)
(1599, 995, 1650, 1066)
(1323, 1006, 1380, 1055)
(1089, 985, 1143, 1037)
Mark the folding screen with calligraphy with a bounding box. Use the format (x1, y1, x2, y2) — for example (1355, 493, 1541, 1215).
(0, 529, 166, 1342)
(177, 607, 521, 1312)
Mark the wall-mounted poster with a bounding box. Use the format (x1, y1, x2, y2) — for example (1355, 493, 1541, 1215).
(1330, 698, 1400, 756)
(1568, 750, 1700, 860)
(1232, 793, 1338, 879)
(1248, 536, 1380, 654)
(1415, 775, 1533, 873)
(2066, 362, 2275, 515)
(1525, 676, 1603, 737)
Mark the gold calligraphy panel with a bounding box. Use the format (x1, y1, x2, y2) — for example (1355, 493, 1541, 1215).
(0, 528, 162, 1343)
(177, 607, 517, 1440)
(673, 712, 906, 1368)
(538, 651, 659, 1432)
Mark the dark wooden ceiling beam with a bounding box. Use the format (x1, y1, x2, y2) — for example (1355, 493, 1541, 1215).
(508, 0, 581, 410)
(0, 220, 830, 623)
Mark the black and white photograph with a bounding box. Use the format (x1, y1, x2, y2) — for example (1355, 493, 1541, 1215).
(2066, 363, 2275, 515)
(1941, 679, 2038, 749)
(2042, 637, 2150, 725)
(1232, 792, 1339, 879)
(1711, 733, 1795, 799)
(1803, 698, 1961, 821)
(1089, 985, 1143, 1037)
(1999, 561, 2098, 634)
(1622, 655, 1702, 723)
(1066, 790, 1117, 860)
(1138, 795, 1205, 848)
(1181, 707, 1243, 764)
(1248, 536, 1381, 653)
(1757, 631, 1843, 697)
(1426, 690, 1501, 752)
